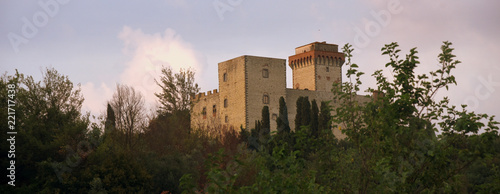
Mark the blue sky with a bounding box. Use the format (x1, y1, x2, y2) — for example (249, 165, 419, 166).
(1, 0, 499, 121)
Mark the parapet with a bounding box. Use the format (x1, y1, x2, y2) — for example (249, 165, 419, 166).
(191, 89, 219, 101)
(295, 41, 338, 54)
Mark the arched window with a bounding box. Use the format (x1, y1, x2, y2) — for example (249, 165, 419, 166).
(326, 66, 329, 72)
(225, 115, 229, 123)
(212, 105, 217, 117)
(262, 69, 269, 78)
(202, 107, 207, 119)
(263, 93, 269, 104)
(224, 98, 228, 108)
(223, 73, 227, 82)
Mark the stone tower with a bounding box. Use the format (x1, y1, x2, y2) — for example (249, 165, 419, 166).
(191, 41, 366, 139)
(288, 41, 345, 92)
(217, 55, 286, 130)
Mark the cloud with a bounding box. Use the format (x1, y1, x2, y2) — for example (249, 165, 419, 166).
(118, 26, 203, 105)
(81, 82, 113, 116)
(81, 26, 204, 117)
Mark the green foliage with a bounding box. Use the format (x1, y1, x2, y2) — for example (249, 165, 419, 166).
(295, 96, 303, 131)
(104, 103, 115, 135)
(3, 41, 499, 193)
(261, 106, 270, 133)
(276, 96, 291, 133)
(330, 42, 499, 193)
(310, 99, 319, 138)
(0, 68, 90, 192)
(155, 66, 200, 115)
(261, 106, 270, 144)
(318, 101, 331, 131)
(295, 96, 312, 131)
(301, 97, 311, 129)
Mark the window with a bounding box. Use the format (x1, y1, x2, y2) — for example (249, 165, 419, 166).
(262, 69, 269, 78)
(326, 66, 329, 72)
(272, 113, 277, 120)
(225, 115, 228, 123)
(223, 73, 227, 82)
(212, 105, 217, 117)
(327, 76, 331, 81)
(202, 107, 207, 119)
(263, 94, 269, 104)
(224, 98, 228, 108)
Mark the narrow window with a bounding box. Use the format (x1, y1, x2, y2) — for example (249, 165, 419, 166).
(326, 66, 329, 72)
(262, 69, 269, 78)
(202, 107, 207, 119)
(225, 115, 229, 123)
(224, 98, 228, 108)
(223, 73, 227, 82)
(263, 94, 269, 104)
(212, 105, 217, 117)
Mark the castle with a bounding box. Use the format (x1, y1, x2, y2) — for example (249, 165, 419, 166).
(190, 41, 369, 138)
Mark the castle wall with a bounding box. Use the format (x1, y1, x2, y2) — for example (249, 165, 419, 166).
(191, 90, 220, 129)
(245, 56, 287, 131)
(190, 42, 372, 140)
(285, 88, 335, 131)
(218, 56, 247, 130)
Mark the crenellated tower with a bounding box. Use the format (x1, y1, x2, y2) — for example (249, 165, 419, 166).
(288, 41, 345, 92)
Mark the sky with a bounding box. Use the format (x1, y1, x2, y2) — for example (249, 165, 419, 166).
(1, 0, 499, 122)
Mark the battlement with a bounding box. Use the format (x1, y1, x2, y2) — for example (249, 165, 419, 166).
(295, 41, 338, 54)
(289, 42, 344, 70)
(191, 41, 348, 134)
(191, 89, 219, 101)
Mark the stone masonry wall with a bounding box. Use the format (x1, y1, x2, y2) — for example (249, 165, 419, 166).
(245, 56, 287, 130)
(292, 64, 316, 90)
(191, 90, 220, 129)
(218, 56, 247, 130)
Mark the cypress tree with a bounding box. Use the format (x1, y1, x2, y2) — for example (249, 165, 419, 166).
(302, 96, 311, 127)
(261, 106, 270, 131)
(105, 103, 116, 134)
(295, 96, 304, 131)
(249, 120, 261, 151)
(277, 96, 290, 133)
(261, 106, 271, 146)
(318, 101, 331, 132)
(311, 99, 319, 138)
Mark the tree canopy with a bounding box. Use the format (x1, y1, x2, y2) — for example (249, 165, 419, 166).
(2, 42, 499, 193)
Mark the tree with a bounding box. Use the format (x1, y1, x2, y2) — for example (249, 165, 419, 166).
(261, 106, 271, 145)
(155, 66, 200, 115)
(310, 99, 319, 138)
(0, 68, 89, 192)
(301, 97, 311, 129)
(330, 42, 499, 193)
(276, 96, 290, 133)
(249, 121, 261, 151)
(261, 106, 270, 132)
(105, 103, 116, 134)
(109, 84, 146, 150)
(295, 96, 304, 131)
(318, 101, 331, 132)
